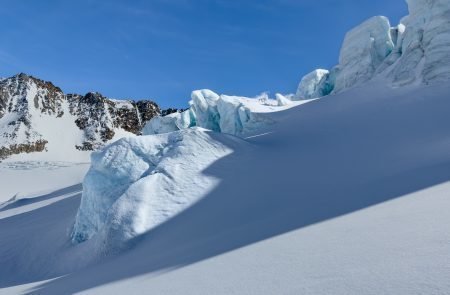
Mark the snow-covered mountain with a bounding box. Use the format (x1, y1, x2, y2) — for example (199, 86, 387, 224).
(0, 73, 160, 161)
(1, 0, 450, 294)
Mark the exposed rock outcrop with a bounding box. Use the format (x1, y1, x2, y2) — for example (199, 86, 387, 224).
(0, 73, 160, 160)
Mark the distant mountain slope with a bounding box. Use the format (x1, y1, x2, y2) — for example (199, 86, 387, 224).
(0, 73, 160, 161)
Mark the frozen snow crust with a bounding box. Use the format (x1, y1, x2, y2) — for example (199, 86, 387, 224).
(296, 0, 450, 98)
(72, 128, 246, 246)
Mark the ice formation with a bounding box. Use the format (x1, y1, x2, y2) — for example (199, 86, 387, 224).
(142, 110, 194, 135)
(72, 128, 245, 245)
(296, 0, 450, 97)
(73, 0, 450, 250)
(276, 93, 292, 106)
(143, 90, 296, 137)
(295, 69, 332, 99)
(333, 16, 395, 93)
(387, 0, 450, 85)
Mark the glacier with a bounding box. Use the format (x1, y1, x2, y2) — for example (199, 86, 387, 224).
(295, 0, 450, 98)
(144, 89, 302, 137)
(72, 0, 450, 250)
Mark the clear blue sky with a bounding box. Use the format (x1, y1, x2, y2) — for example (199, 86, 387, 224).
(0, 0, 407, 108)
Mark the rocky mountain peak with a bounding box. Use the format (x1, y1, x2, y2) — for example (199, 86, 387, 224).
(0, 73, 161, 160)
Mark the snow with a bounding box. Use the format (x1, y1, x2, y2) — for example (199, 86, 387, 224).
(0, 161, 89, 203)
(2, 81, 450, 294)
(2, 0, 450, 293)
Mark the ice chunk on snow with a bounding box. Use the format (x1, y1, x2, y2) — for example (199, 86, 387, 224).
(276, 93, 291, 106)
(189, 89, 221, 132)
(334, 16, 394, 93)
(72, 128, 246, 245)
(185, 90, 297, 136)
(142, 110, 195, 135)
(295, 69, 331, 99)
(143, 90, 306, 138)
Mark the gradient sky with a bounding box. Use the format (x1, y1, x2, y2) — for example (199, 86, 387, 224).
(0, 0, 408, 108)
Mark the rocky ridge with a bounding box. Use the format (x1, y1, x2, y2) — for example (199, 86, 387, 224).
(0, 73, 160, 160)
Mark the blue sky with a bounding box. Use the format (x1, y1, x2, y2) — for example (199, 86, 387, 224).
(0, 0, 407, 108)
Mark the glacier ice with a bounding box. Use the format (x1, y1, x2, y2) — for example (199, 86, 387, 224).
(387, 0, 450, 85)
(143, 90, 292, 137)
(276, 93, 291, 106)
(333, 16, 395, 93)
(295, 69, 332, 99)
(296, 0, 450, 97)
(142, 110, 195, 135)
(189, 89, 221, 132)
(72, 128, 245, 245)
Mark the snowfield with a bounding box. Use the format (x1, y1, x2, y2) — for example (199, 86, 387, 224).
(1, 81, 450, 294)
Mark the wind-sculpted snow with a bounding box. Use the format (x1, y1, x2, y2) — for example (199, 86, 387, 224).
(72, 128, 246, 246)
(144, 90, 302, 137)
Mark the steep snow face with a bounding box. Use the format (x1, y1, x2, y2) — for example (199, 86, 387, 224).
(333, 16, 394, 93)
(72, 128, 246, 246)
(0, 74, 160, 161)
(295, 69, 331, 99)
(144, 90, 304, 137)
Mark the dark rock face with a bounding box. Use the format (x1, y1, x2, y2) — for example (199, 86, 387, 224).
(161, 108, 187, 117)
(0, 73, 161, 158)
(0, 140, 48, 160)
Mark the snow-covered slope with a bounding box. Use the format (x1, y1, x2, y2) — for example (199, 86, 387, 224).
(0, 73, 160, 162)
(1, 81, 450, 295)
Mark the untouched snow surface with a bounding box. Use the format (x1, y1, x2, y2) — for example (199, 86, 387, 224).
(1, 81, 450, 294)
(0, 161, 89, 203)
